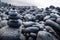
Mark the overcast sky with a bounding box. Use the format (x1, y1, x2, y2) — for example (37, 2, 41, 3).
(1, 0, 60, 8)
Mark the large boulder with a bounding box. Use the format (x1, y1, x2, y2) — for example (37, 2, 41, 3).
(0, 26, 20, 40)
(45, 19, 60, 31)
(36, 31, 58, 40)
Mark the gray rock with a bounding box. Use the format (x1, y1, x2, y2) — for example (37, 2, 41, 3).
(36, 31, 58, 40)
(0, 26, 20, 40)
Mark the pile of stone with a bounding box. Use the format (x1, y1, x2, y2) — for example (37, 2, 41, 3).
(0, 1, 60, 40)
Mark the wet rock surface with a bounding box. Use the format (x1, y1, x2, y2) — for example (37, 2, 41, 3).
(0, 2, 60, 40)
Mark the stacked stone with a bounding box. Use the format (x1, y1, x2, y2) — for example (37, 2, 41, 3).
(0, 8, 21, 40)
(8, 8, 21, 28)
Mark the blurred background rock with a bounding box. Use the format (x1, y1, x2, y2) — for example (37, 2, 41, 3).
(1, 0, 60, 8)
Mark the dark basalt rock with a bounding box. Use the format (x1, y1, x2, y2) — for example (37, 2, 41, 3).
(32, 23, 45, 30)
(0, 26, 20, 40)
(45, 19, 60, 38)
(56, 18, 60, 24)
(45, 26, 59, 39)
(9, 15, 20, 20)
(5, 12, 9, 15)
(9, 12, 18, 16)
(50, 13, 60, 19)
(45, 19, 60, 31)
(36, 31, 58, 40)
(24, 14, 35, 21)
(44, 15, 50, 21)
(36, 14, 44, 21)
(50, 18, 56, 21)
(23, 22, 35, 28)
(7, 20, 21, 28)
(22, 27, 40, 33)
